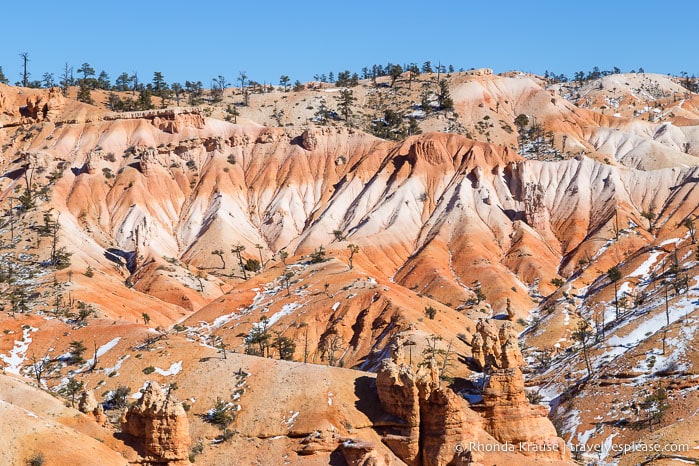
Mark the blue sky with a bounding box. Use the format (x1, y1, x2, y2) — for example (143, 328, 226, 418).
(1, 0, 697, 87)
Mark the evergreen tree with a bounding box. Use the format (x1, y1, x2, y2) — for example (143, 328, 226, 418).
(115, 72, 131, 91)
(62, 377, 84, 407)
(437, 79, 453, 110)
(185, 80, 204, 105)
(69, 340, 87, 365)
(77, 62, 95, 82)
(0, 66, 8, 84)
(336, 89, 355, 123)
(96, 71, 111, 90)
(389, 64, 403, 87)
(225, 104, 239, 123)
(136, 88, 154, 110)
(152, 71, 167, 96)
(607, 266, 622, 320)
(171, 82, 183, 106)
(210, 75, 227, 102)
(42, 72, 55, 88)
(76, 81, 93, 104)
(279, 75, 290, 92)
(273, 332, 296, 360)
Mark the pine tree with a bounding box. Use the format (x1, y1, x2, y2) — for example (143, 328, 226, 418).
(77, 62, 95, 82)
(77, 81, 93, 104)
(96, 71, 111, 90)
(171, 82, 183, 106)
(389, 64, 403, 87)
(607, 266, 622, 320)
(152, 71, 167, 96)
(115, 72, 131, 91)
(437, 79, 453, 110)
(0, 66, 8, 84)
(336, 89, 355, 123)
(136, 88, 154, 110)
(42, 72, 55, 88)
(279, 75, 290, 92)
(211, 75, 227, 102)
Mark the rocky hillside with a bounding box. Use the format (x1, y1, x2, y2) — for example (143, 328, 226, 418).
(1, 70, 698, 465)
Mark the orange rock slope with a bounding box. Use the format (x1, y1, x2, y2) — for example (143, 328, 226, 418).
(1, 74, 698, 465)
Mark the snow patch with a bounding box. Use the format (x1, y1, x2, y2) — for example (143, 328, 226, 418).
(629, 250, 662, 279)
(268, 302, 300, 326)
(154, 361, 182, 376)
(103, 355, 129, 375)
(96, 337, 121, 358)
(0, 326, 37, 375)
(283, 411, 299, 426)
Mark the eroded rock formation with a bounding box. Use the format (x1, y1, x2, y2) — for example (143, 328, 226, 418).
(375, 359, 421, 464)
(474, 319, 568, 459)
(375, 359, 480, 466)
(24, 86, 65, 122)
(78, 389, 106, 424)
(415, 364, 479, 466)
(340, 440, 392, 466)
(121, 382, 190, 464)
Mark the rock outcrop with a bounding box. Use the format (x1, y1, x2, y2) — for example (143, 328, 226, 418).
(415, 364, 479, 466)
(135, 146, 160, 175)
(78, 389, 99, 414)
(121, 382, 190, 464)
(77, 389, 106, 424)
(103, 107, 205, 134)
(474, 319, 568, 460)
(376, 359, 480, 466)
(24, 86, 65, 122)
(375, 359, 421, 465)
(340, 440, 392, 466)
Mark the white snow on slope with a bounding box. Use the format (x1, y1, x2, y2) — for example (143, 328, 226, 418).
(629, 250, 663, 280)
(0, 327, 37, 375)
(268, 302, 301, 326)
(96, 337, 121, 358)
(154, 360, 183, 376)
(599, 297, 694, 364)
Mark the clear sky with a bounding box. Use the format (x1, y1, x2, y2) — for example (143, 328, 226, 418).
(1, 0, 697, 87)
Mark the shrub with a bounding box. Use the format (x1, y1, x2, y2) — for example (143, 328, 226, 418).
(525, 390, 544, 404)
(424, 306, 437, 320)
(103, 385, 130, 410)
(205, 398, 235, 428)
(309, 246, 327, 264)
(244, 258, 260, 272)
(189, 441, 204, 463)
(142, 366, 155, 374)
(26, 453, 45, 466)
(550, 277, 565, 288)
